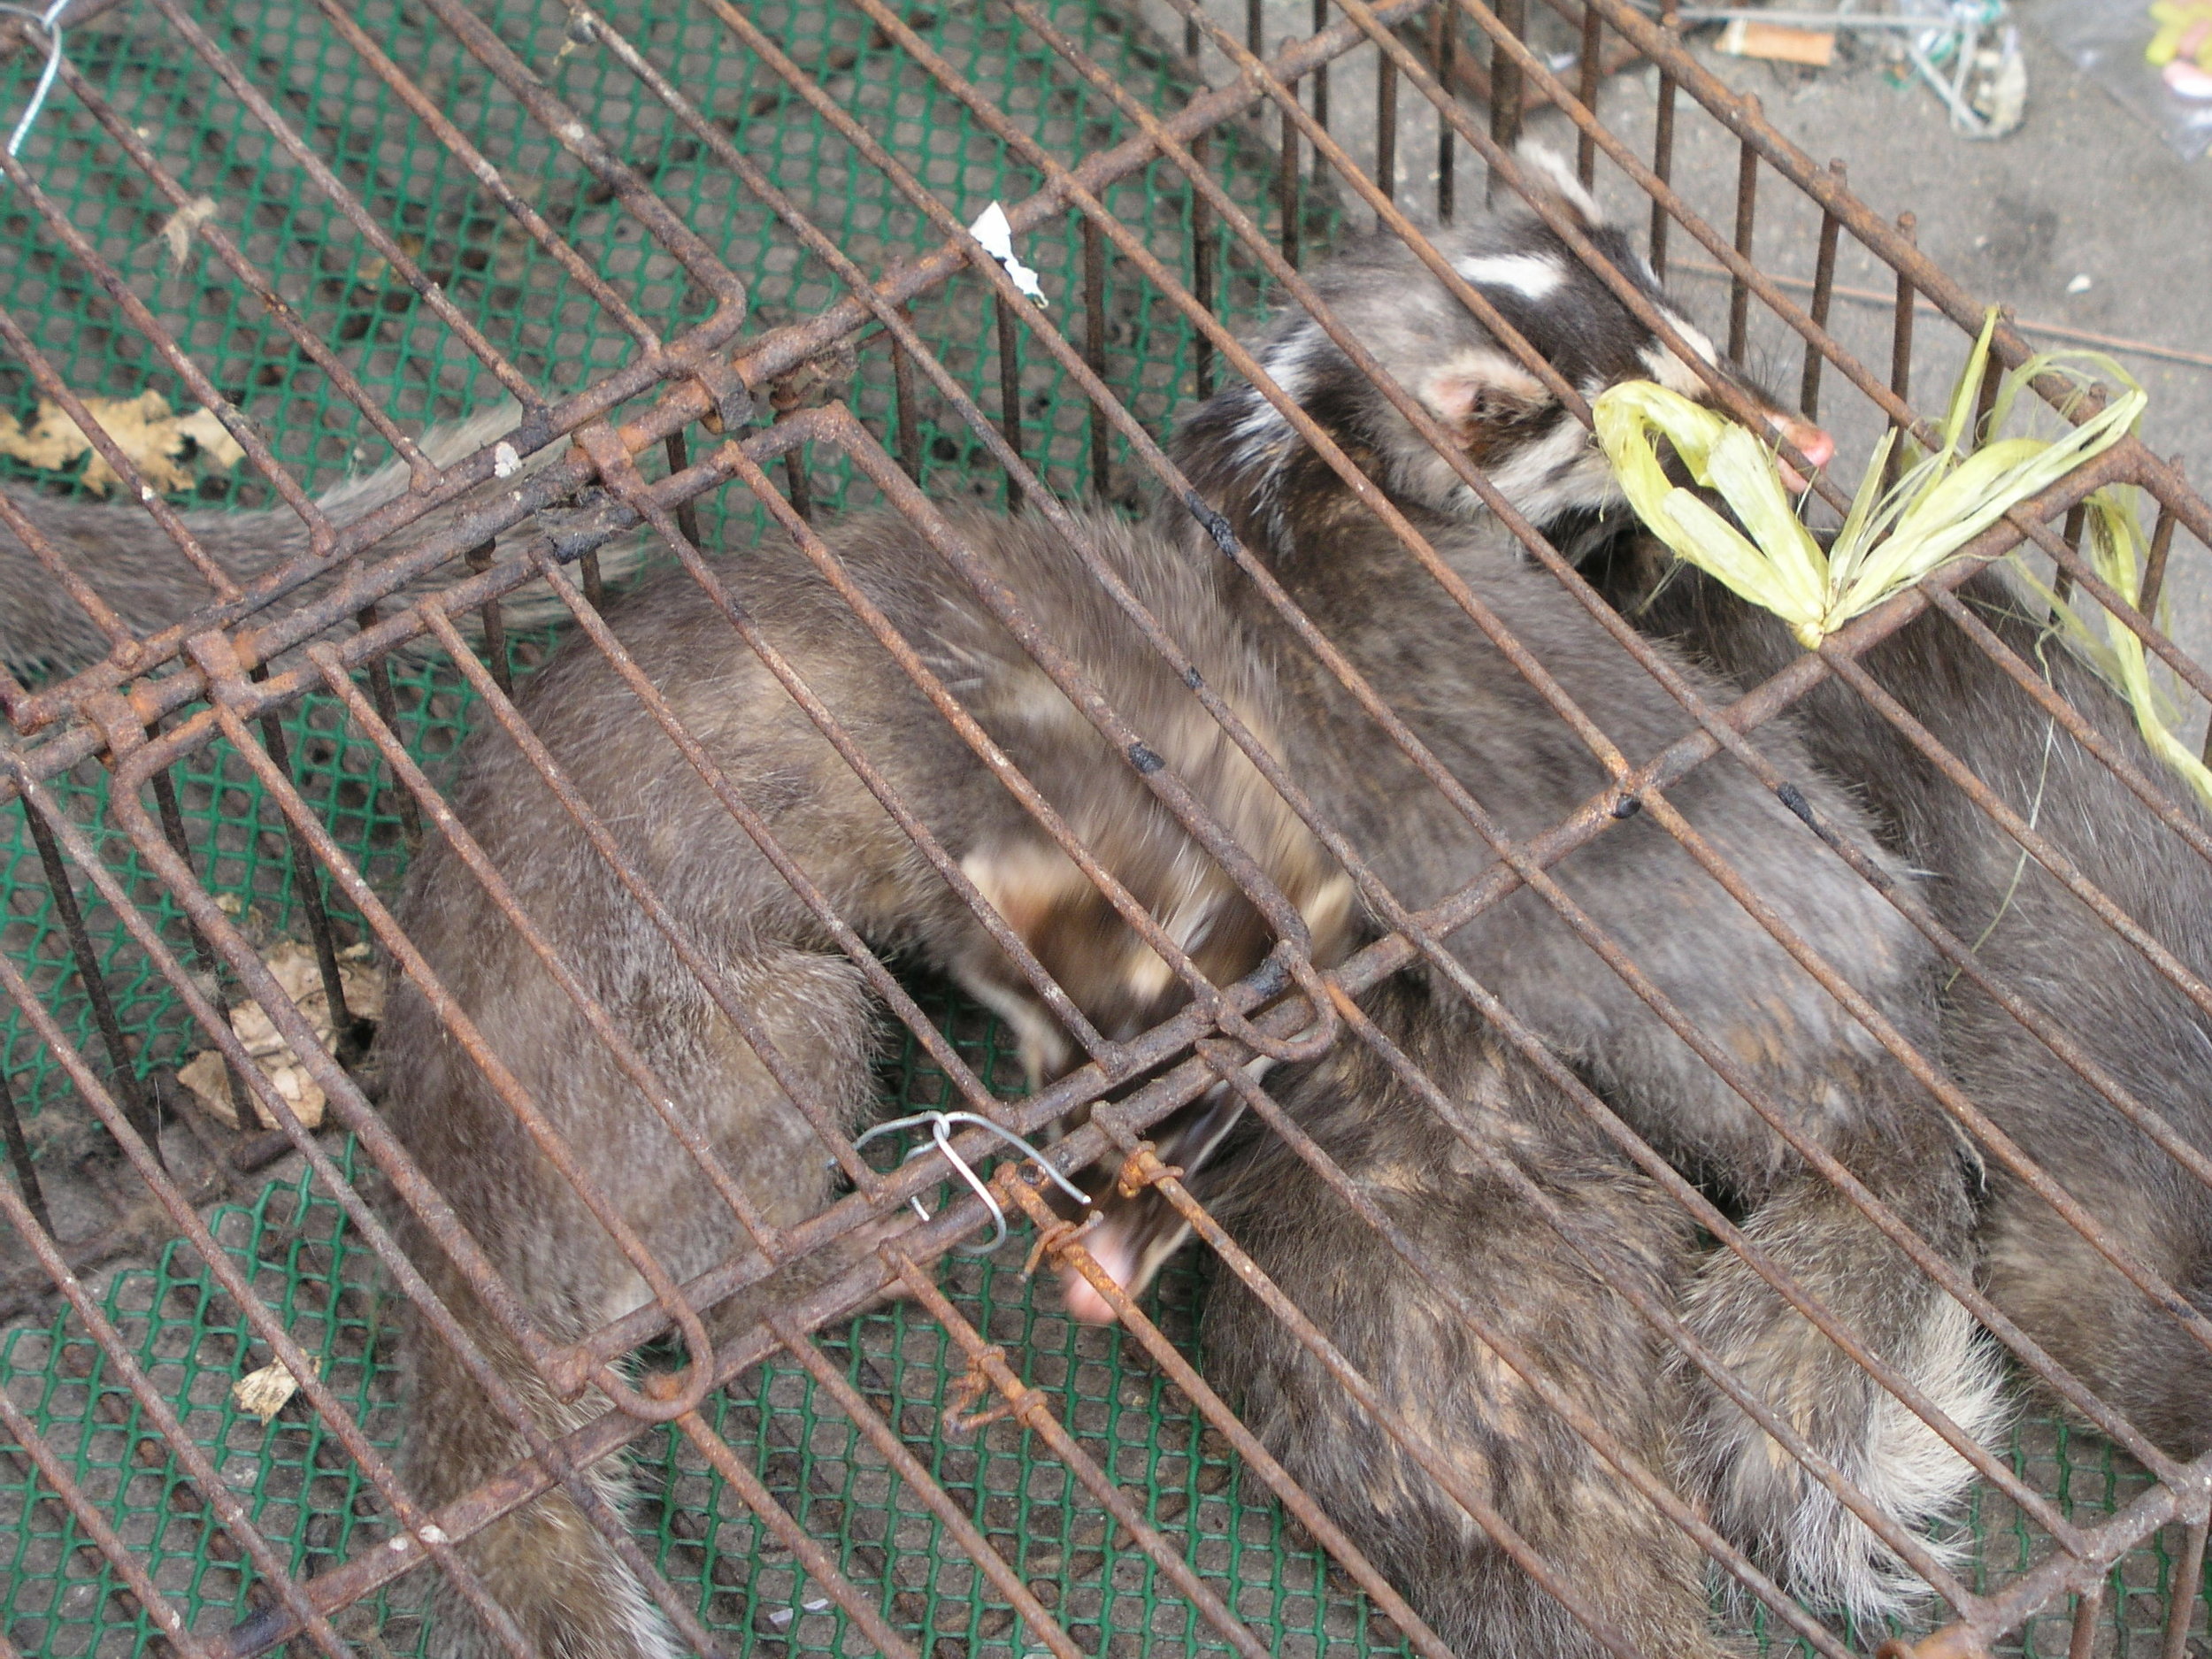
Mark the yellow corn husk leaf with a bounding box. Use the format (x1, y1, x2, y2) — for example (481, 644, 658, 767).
(1823, 435, 2050, 619)
(1595, 305, 2147, 654)
(2007, 488, 2212, 813)
(1595, 306, 2212, 800)
(1825, 428, 1895, 578)
(1935, 306, 2001, 463)
(1703, 423, 1832, 598)
(1593, 380, 1828, 644)
(1656, 488, 1791, 605)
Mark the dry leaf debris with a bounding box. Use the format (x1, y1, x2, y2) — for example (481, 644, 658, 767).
(0, 388, 247, 495)
(232, 1354, 321, 1424)
(176, 940, 383, 1131)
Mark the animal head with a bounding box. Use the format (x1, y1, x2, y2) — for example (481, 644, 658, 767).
(1174, 143, 1832, 550)
(957, 816, 1354, 1094)
(957, 816, 1351, 1328)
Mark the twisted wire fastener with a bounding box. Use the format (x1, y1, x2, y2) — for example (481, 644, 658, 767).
(0, 0, 71, 163)
(850, 1110, 1090, 1256)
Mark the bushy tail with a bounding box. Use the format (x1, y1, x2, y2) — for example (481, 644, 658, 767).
(3, 402, 651, 683)
(1198, 991, 1746, 1659)
(400, 1300, 686, 1659)
(320, 403, 657, 649)
(1677, 1118, 2008, 1623)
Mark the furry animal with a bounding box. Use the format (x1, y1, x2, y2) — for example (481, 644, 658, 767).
(1198, 972, 1736, 1659)
(1603, 539, 2212, 1463)
(0, 408, 1356, 1658)
(4, 148, 2011, 1653)
(377, 503, 1349, 1659)
(1128, 149, 2005, 1622)
(0, 403, 620, 687)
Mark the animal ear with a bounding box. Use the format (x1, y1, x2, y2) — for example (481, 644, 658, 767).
(1509, 140, 1605, 231)
(1418, 349, 1553, 451)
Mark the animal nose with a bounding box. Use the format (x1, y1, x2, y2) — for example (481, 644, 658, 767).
(1770, 414, 1835, 494)
(1061, 1268, 1118, 1325)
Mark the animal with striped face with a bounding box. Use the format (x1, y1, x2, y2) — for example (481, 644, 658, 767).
(1187, 149, 1831, 550)
(1058, 147, 1998, 1634)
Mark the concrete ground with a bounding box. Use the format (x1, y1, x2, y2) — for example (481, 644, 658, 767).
(1627, 4, 2212, 480)
(1133, 0, 2212, 658)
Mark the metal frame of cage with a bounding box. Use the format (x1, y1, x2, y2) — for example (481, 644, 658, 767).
(2, 0, 2210, 1656)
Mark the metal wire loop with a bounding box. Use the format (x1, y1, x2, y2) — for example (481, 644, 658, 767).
(0, 0, 70, 162)
(852, 1110, 1094, 1256)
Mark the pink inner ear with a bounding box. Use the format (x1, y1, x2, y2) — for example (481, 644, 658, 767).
(1422, 371, 1485, 432)
(1421, 363, 1548, 438)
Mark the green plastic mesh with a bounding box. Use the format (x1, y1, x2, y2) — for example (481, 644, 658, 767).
(1, 1039, 2204, 1659)
(1, 987, 1432, 1659)
(0, 0, 2206, 1655)
(0, 0, 1303, 1117)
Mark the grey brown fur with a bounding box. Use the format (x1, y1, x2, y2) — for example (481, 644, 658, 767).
(1, 418, 1353, 1655)
(1155, 151, 2004, 1622)
(0, 403, 634, 687)
(4, 150, 2020, 1654)
(1199, 973, 1732, 1659)
(378, 503, 1348, 1659)
(1606, 546, 2212, 1461)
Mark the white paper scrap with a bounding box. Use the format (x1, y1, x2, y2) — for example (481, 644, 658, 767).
(968, 201, 1048, 307)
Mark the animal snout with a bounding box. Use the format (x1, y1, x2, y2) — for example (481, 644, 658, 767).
(1770, 414, 1836, 493)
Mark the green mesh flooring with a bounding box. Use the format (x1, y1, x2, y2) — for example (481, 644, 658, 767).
(0, 0, 2208, 1654)
(2, 995, 1435, 1659)
(0, 0, 1305, 1115)
(2, 1055, 2206, 1659)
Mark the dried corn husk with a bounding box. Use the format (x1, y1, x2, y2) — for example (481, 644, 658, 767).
(1594, 308, 2147, 649)
(176, 941, 383, 1130)
(2006, 487, 2212, 811)
(1595, 313, 2212, 807)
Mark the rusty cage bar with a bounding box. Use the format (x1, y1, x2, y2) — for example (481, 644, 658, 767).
(2, 0, 2210, 1655)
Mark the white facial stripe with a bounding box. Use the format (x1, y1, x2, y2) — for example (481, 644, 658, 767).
(1475, 413, 1625, 527)
(1639, 343, 1710, 399)
(1487, 417, 1590, 504)
(1266, 334, 1317, 402)
(1259, 325, 1320, 407)
(1512, 140, 1605, 226)
(1660, 310, 1719, 366)
(1455, 251, 1568, 302)
(1230, 324, 1322, 457)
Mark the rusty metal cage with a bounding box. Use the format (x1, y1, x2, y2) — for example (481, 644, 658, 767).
(3, 0, 2210, 1655)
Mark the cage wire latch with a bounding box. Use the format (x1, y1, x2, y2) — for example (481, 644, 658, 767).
(851, 1110, 1094, 1256)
